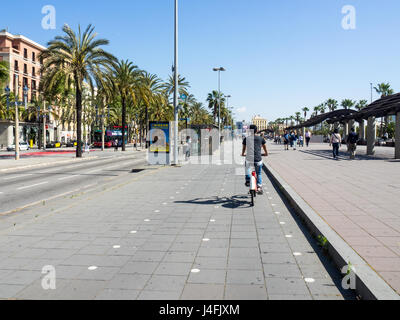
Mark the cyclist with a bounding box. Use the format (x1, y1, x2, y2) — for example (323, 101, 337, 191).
(241, 125, 268, 194)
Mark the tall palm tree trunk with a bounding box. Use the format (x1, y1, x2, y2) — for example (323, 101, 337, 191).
(145, 106, 149, 149)
(121, 96, 126, 151)
(76, 84, 83, 158)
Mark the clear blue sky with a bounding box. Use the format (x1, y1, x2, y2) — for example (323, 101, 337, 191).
(2, 0, 400, 122)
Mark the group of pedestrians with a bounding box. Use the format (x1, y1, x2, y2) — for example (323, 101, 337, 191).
(329, 127, 359, 160)
(282, 130, 308, 151)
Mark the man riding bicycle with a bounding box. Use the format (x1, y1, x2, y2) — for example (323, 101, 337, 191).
(241, 125, 268, 194)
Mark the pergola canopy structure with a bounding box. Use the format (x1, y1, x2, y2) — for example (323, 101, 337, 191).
(287, 109, 356, 130)
(283, 93, 400, 159)
(341, 93, 400, 122)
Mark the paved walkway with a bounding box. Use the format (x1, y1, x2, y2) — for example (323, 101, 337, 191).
(265, 142, 400, 295)
(0, 141, 349, 300)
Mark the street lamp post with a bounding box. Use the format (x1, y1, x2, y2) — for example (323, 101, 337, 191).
(43, 101, 47, 150)
(173, 0, 179, 165)
(213, 67, 226, 149)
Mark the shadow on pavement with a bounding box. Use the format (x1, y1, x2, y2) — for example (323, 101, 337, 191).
(299, 149, 394, 161)
(175, 195, 252, 209)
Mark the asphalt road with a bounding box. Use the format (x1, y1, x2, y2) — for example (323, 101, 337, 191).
(0, 152, 147, 214)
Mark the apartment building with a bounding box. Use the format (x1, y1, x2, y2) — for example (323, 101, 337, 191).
(0, 30, 45, 101)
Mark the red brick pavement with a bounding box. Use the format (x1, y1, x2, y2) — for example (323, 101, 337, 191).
(265, 142, 400, 295)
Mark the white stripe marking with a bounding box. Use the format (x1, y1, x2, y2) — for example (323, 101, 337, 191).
(58, 175, 79, 181)
(4, 174, 32, 180)
(17, 181, 48, 190)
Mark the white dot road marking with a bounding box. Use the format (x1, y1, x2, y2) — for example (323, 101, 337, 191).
(154, 210, 160, 213)
(293, 252, 302, 256)
(285, 235, 293, 238)
(58, 175, 79, 181)
(17, 181, 48, 190)
(305, 278, 315, 283)
(88, 266, 98, 271)
(210, 219, 216, 222)
(130, 231, 137, 234)
(280, 222, 286, 225)
(191, 269, 200, 273)
(170, 197, 175, 199)
(4, 174, 33, 180)
(113, 245, 121, 249)
(202, 238, 210, 242)
(144, 219, 151, 222)
(162, 202, 167, 205)
(275, 212, 280, 215)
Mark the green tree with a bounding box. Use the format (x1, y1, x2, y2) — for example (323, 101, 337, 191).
(109, 60, 140, 151)
(325, 99, 338, 112)
(302, 107, 309, 121)
(341, 99, 355, 110)
(40, 24, 117, 157)
(0, 61, 9, 88)
(207, 90, 225, 124)
(355, 100, 368, 111)
(374, 83, 394, 98)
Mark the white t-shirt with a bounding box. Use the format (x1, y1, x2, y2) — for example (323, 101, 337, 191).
(331, 133, 341, 144)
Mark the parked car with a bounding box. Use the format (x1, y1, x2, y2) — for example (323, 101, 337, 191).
(66, 140, 77, 147)
(7, 142, 30, 151)
(46, 141, 62, 149)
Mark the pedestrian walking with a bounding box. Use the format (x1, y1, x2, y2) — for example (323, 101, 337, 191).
(299, 135, 304, 147)
(289, 131, 297, 150)
(329, 129, 342, 160)
(305, 130, 311, 147)
(114, 139, 119, 152)
(347, 127, 359, 160)
(283, 131, 289, 151)
(84, 141, 90, 154)
(185, 136, 191, 161)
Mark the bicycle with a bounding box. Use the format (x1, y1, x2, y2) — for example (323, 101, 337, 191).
(243, 155, 267, 207)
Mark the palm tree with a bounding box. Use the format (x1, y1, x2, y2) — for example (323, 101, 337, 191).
(164, 74, 190, 102)
(295, 112, 301, 125)
(109, 60, 140, 151)
(341, 99, 355, 110)
(207, 90, 225, 123)
(355, 100, 368, 111)
(0, 61, 9, 87)
(302, 107, 309, 121)
(374, 83, 394, 98)
(374, 83, 394, 135)
(325, 99, 338, 112)
(313, 106, 320, 117)
(40, 24, 117, 157)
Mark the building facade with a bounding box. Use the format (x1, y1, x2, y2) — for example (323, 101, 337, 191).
(0, 30, 45, 102)
(251, 115, 268, 131)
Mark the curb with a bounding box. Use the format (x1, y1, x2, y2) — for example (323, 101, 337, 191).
(263, 162, 400, 300)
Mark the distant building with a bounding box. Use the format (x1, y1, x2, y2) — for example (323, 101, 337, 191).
(252, 115, 268, 131)
(0, 30, 45, 102)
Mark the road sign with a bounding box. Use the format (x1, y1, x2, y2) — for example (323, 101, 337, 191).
(180, 94, 187, 100)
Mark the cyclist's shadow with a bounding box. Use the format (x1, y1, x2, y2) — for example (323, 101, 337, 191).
(175, 195, 252, 209)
